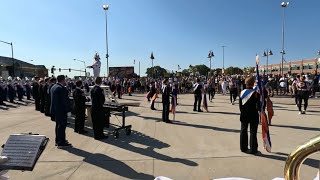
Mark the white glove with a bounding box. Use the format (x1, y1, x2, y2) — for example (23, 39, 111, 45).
(67, 112, 72, 117)
(0, 156, 9, 177)
(0, 156, 8, 164)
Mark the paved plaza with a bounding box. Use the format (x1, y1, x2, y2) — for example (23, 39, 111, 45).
(0, 94, 319, 180)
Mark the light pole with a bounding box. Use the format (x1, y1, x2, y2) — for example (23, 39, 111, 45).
(139, 61, 141, 77)
(103, 4, 110, 77)
(222, 46, 226, 72)
(207, 50, 214, 76)
(262, 49, 273, 75)
(0, 40, 14, 76)
(316, 50, 320, 74)
(73, 59, 86, 77)
(281, 2, 289, 76)
(150, 52, 155, 78)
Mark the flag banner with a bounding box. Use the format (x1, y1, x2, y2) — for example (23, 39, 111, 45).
(150, 89, 159, 105)
(266, 97, 274, 125)
(261, 111, 272, 152)
(171, 95, 176, 114)
(203, 93, 208, 112)
(146, 91, 150, 100)
(256, 57, 272, 153)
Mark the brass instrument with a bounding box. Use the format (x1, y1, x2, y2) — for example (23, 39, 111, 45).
(284, 135, 320, 180)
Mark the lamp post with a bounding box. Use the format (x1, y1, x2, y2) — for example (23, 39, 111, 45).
(207, 50, 214, 76)
(150, 52, 155, 78)
(73, 59, 86, 77)
(262, 49, 273, 75)
(222, 46, 226, 72)
(280, 2, 289, 76)
(103, 4, 110, 77)
(316, 50, 320, 74)
(0, 40, 14, 76)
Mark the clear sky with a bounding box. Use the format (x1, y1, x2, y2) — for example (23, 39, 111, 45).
(0, 0, 319, 77)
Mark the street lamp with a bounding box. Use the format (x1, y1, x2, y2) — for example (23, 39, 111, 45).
(103, 4, 110, 76)
(280, 2, 289, 76)
(0, 40, 14, 76)
(262, 49, 273, 74)
(73, 59, 86, 77)
(222, 46, 226, 73)
(316, 50, 320, 74)
(207, 50, 214, 76)
(150, 52, 155, 78)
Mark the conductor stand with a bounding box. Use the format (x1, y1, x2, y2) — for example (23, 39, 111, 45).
(105, 105, 132, 139)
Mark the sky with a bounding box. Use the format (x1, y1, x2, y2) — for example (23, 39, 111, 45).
(0, 0, 319, 77)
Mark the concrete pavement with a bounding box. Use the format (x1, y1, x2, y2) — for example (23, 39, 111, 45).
(0, 94, 319, 180)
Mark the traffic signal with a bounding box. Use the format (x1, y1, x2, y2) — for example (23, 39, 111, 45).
(59, 68, 61, 72)
(51, 67, 54, 74)
(69, 68, 71, 72)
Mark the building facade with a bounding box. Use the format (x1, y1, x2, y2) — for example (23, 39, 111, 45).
(0, 56, 48, 79)
(259, 58, 320, 75)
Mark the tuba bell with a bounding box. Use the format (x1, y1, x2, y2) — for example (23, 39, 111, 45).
(284, 135, 320, 180)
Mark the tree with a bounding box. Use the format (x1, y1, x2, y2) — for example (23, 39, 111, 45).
(224, 66, 244, 75)
(146, 66, 167, 78)
(243, 66, 255, 75)
(188, 64, 210, 76)
(181, 69, 190, 77)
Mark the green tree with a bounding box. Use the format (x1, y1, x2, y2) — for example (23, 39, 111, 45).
(243, 66, 255, 75)
(224, 66, 244, 75)
(146, 66, 167, 78)
(188, 64, 210, 76)
(181, 69, 190, 77)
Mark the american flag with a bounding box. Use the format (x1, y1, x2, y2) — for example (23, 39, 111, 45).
(256, 55, 272, 152)
(203, 93, 208, 112)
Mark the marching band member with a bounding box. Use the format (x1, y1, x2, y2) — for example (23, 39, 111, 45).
(39, 79, 46, 113)
(193, 78, 203, 112)
(7, 77, 15, 103)
(16, 77, 24, 101)
(91, 77, 108, 140)
(73, 80, 89, 134)
(162, 79, 171, 123)
(148, 81, 157, 110)
(43, 78, 51, 116)
(48, 77, 57, 121)
(32, 76, 41, 111)
(25, 78, 32, 100)
(239, 76, 260, 154)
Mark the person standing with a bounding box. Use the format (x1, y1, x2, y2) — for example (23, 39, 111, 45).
(292, 75, 300, 106)
(73, 80, 88, 134)
(207, 78, 215, 102)
(25, 79, 32, 100)
(239, 76, 260, 154)
(148, 81, 157, 110)
(90, 77, 108, 140)
(16, 79, 24, 101)
(48, 77, 57, 121)
(229, 77, 238, 105)
(193, 78, 203, 112)
(43, 78, 51, 116)
(7, 80, 15, 103)
(295, 76, 310, 114)
(39, 79, 46, 113)
(32, 76, 41, 111)
(50, 75, 72, 148)
(162, 79, 171, 123)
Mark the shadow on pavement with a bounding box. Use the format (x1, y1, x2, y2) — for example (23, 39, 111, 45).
(64, 147, 155, 180)
(258, 152, 319, 168)
(172, 120, 240, 133)
(271, 124, 320, 132)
